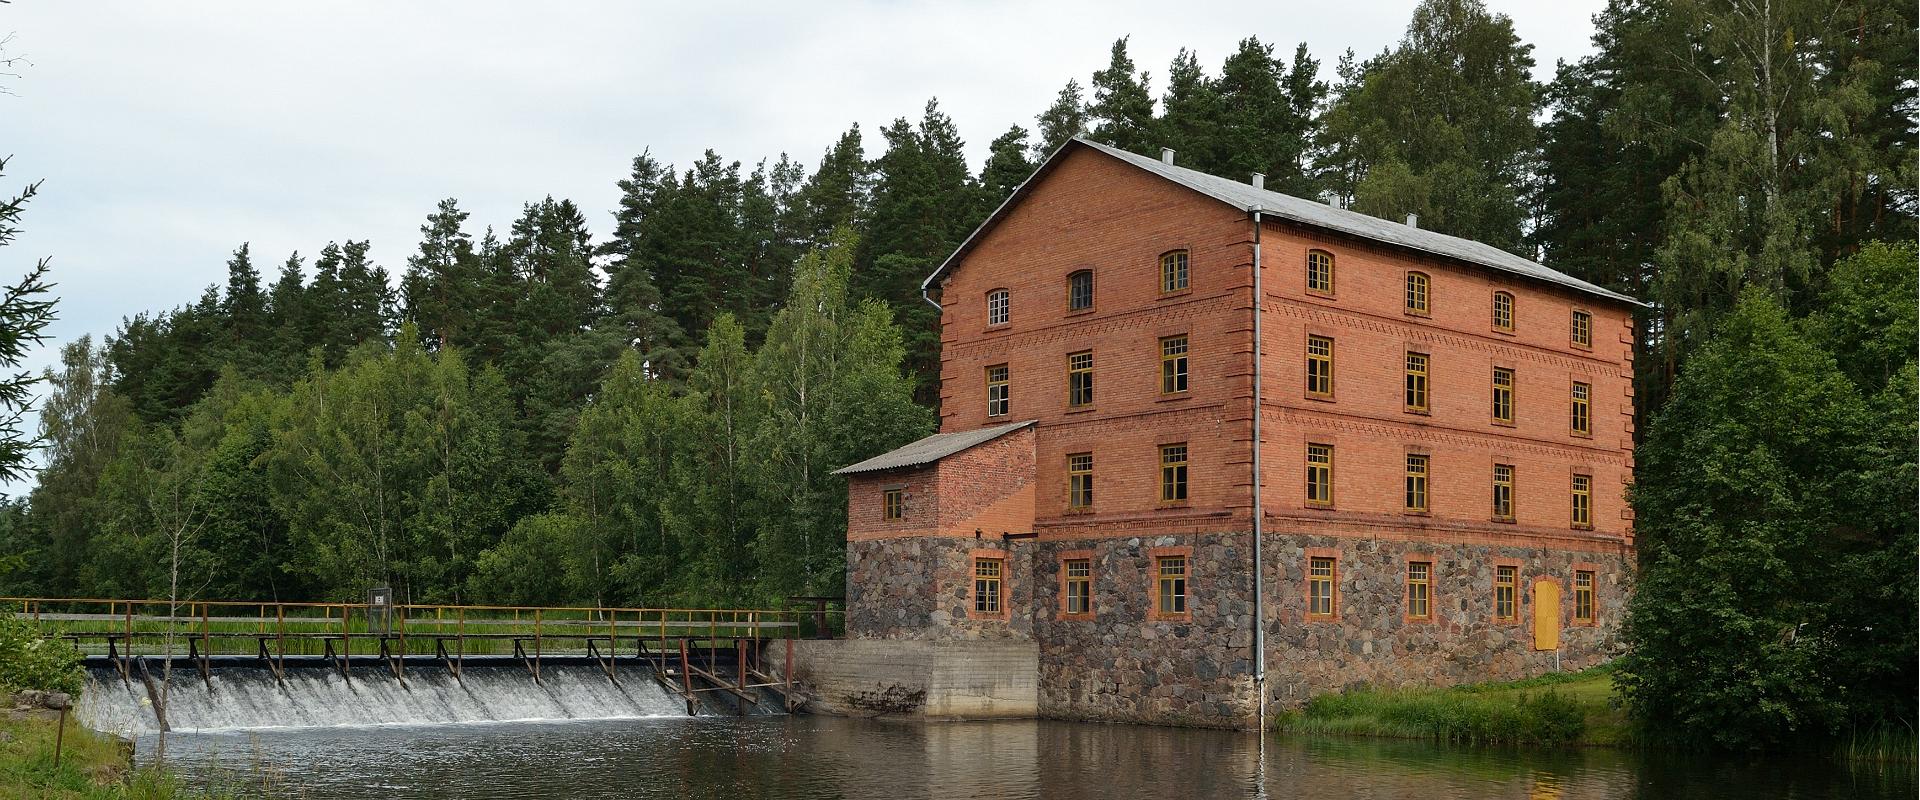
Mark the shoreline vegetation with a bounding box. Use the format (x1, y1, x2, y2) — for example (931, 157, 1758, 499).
(1275, 665, 1918, 765)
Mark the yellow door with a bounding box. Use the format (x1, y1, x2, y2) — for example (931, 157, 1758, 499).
(1533, 580, 1561, 651)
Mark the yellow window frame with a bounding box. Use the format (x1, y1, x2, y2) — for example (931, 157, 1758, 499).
(1160, 250, 1189, 293)
(985, 364, 1009, 418)
(1492, 367, 1514, 424)
(1405, 453, 1429, 512)
(1306, 249, 1334, 294)
(1308, 556, 1336, 617)
(1574, 570, 1595, 623)
(1571, 474, 1592, 528)
(1493, 291, 1514, 331)
(882, 487, 904, 521)
(1493, 463, 1514, 520)
(1407, 561, 1432, 620)
(1067, 350, 1094, 407)
(1306, 444, 1333, 507)
(1067, 453, 1094, 510)
(1159, 443, 1189, 504)
(1405, 352, 1429, 412)
(1495, 564, 1518, 621)
(1571, 381, 1591, 435)
(1306, 335, 1334, 397)
(973, 558, 1004, 615)
(1405, 271, 1430, 314)
(1160, 335, 1189, 395)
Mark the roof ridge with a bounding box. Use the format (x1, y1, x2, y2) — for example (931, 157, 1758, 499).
(925, 137, 1642, 308)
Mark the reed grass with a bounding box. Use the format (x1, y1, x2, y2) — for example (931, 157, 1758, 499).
(1275, 666, 1627, 747)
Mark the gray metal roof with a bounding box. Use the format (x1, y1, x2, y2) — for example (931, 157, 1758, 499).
(831, 420, 1035, 476)
(925, 137, 1643, 307)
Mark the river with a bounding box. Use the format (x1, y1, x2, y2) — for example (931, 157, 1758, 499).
(142, 716, 1913, 799)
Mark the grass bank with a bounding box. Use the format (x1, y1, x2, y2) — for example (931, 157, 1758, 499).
(1274, 666, 1628, 747)
(0, 712, 178, 799)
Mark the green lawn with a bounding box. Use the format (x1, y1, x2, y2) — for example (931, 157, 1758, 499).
(1275, 665, 1629, 747)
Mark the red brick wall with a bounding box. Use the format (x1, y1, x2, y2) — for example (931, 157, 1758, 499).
(845, 426, 1036, 541)
(1255, 218, 1635, 553)
(932, 147, 1256, 534)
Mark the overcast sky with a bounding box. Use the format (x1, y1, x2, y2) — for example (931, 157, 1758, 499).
(0, 0, 1605, 460)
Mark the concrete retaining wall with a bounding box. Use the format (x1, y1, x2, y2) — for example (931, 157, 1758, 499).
(780, 639, 1038, 720)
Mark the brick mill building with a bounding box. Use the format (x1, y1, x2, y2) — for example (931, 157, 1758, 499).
(832, 138, 1641, 729)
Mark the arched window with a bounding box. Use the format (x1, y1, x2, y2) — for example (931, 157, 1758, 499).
(987, 289, 1010, 326)
(1068, 270, 1094, 311)
(1405, 271, 1430, 315)
(1159, 250, 1190, 293)
(1306, 249, 1334, 294)
(1492, 291, 1515, 331)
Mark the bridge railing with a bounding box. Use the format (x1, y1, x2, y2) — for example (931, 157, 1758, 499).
(4, 596, 843, 661)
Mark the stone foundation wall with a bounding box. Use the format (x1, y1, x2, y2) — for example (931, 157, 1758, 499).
(782, 639, 1038, 719)
(847, 527, 1632, 729)
(1259, 532, 1631, 708)
(1030, 532, 1259, 729)
(845, 537, 1034, 641)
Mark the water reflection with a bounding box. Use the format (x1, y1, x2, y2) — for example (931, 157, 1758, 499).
(145, 717, 1915, 800)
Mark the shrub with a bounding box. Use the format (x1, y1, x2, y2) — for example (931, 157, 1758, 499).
(0, 616, 84, 696)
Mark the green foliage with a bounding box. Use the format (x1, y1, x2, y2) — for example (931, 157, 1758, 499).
(1290, 677, 1598, 746)
(1318, 0, 1538, 249)
(0, 159, 59, 487)
(0, 616, 83, 696)
(1619, 289, 1915, 749)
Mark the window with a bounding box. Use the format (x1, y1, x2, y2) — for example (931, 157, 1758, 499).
(1067, 453, 1094, 510)
(973, 558, 1003, 615)
(1407, 561, 1433, 620)
(1405, 352, 1429, 412)
(1493, 463, 1514, 520)
(1160, 336, 1189, 394)
(1306, 335, 1334, 397)
(1574, 570, 1595, 623)
(1067, 351, 1094, 407)
(1156, 556, 1188, 616)
(1405, 271, 1430, 314)
(985, 365, 1009, 418)
(1305, 444, 1333, 506)
(1405, 453, 1429, 512)
(882, 488, 904, 521)
(1571, 474, 1592, 528)
(1068, 270, 1094, 311)
(1571, 310, 1592, 347)
(1160, 250, 1189, 293)
(1495, 565, 1517, 621)
(1492, 367, 1514, 424)
(1308, 556, 1336, 617)
(987, 289, 1010, 326)
(1064, 559, 1093, 616)
(1493, 291, 1515, 331)
(1306, 249, 1334, 294)
(1159, 444, 1189, 503)
(1571, 382, 1591, 436)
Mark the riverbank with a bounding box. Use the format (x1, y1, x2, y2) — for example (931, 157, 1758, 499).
(0, 711, 157, 798)
(1274, 666, 1628, 747)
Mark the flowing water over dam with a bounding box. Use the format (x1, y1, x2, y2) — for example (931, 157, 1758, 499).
(78, 663, 687, 735)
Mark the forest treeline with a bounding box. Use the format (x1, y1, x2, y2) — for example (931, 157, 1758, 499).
(0, 0, 1911, 748)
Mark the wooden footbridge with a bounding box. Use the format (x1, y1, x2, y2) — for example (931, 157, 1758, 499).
(9, 597, 843, 716)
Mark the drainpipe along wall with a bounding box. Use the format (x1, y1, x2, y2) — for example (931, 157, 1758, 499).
(1248, 209, 1267, 729)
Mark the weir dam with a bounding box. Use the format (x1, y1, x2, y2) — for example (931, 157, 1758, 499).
(16, 597, 817, 734)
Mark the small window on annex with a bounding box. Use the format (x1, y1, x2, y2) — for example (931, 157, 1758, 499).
(973, 558, 1004, 615)
(1064, 559, 1093, 616)
(882, 487, 905, 521)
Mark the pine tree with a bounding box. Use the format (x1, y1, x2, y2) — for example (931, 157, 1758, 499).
(401, 198, 480, 351)
(978, 125, 1037, 210)
(1033, 79, 1090, 158)
(1088, 37, 1157, 155)
(1158, 48, 1222, 168)
(796, 125, 872, 249)
(601, 153, 691, 379)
